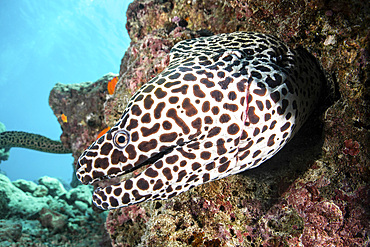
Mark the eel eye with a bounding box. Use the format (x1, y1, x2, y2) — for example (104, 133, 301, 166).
(113, 130, 129, 148)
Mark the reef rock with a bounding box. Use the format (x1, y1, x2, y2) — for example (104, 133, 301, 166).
(65, 185, 94, 213)
(38, 176, 67, 197)
(12, 179, 38, 193)
(38, 207, 68, 233)
(49, 73, 119, 187)
(32, 184, 49, 197)
(0, 220, 22, 242)
(0, 174, 49, 217)
(0, 191, 10, 219)
(0, 173, 110, 246)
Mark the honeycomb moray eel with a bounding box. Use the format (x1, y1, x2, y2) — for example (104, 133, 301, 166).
(0, 131, 72, 154)
(76, 32, 326, 210)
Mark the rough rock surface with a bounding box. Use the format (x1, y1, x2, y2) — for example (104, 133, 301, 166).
(38, 176, 67, 197)
(12, 179, 38, 193)
(48, 0, 369, 246)
(0, 220, 22, 242)
(49, 73, 118, 187)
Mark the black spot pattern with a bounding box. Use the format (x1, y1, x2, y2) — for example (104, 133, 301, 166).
(270, 91, 280, 103)
(171, 85, 189, 94)
(193, 85, 206, 98)
(154, 102, 165, 119)
(227, 124, 240, 135)
(144, 95, 154, 109)
(167, 108, 190, 134)
(182, 98, 198, 117)
(154, 88, 167, 99)
(211, 90, 223, 102)
(183, 73, 197, 81)
(200, 78, 215, 88)
(160, 132, 178, 142)
(218, 77, 234, 89)
(247, 107, 260, 124)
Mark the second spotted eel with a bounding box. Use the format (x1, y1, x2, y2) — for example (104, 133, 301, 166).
(0, 131, 71, 153)
(76, 32, 325, 210)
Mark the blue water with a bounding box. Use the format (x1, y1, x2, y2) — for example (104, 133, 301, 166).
(0, 0, 133, 184)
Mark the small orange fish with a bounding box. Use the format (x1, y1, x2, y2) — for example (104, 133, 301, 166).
(107, 77, 118, 95)
(61, 114, 68, 123)
(97, 127, 111, 139)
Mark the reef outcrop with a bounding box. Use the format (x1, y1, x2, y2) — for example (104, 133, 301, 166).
(49, 73, 119, 187)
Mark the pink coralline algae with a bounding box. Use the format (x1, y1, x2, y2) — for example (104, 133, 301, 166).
(279, 173, 369, 246)
(105, 205, 148, 246)
(117, 206, 147, 225)
(106, 205, 148, 233)
(171, 16, 181, 23)
(343, 139, 360, 156)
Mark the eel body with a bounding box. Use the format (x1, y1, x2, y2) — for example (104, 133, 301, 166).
(76, 32, 324, 210)
(0, 131, 71, 154)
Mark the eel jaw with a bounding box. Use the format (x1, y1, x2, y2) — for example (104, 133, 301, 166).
(77, 144, 179, 207)
(88, 161, 160, 210)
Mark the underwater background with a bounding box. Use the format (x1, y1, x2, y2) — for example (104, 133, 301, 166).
(0, 0, 133, 183)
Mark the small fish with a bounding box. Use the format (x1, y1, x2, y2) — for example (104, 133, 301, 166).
(61, 114, 68, 123)
(97, 127, 111, 139)
(108, 77, 118, 95)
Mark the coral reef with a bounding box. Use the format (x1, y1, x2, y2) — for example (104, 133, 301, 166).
(47, 0, 369, 246)
(48, 73, 118, 187)
(0, 173, 110, 246)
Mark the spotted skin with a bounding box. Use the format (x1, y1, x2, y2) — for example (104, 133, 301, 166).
(76, 32, 323, 210)
(0, 131, 72, 153)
